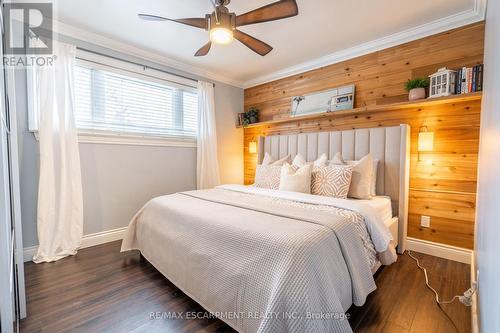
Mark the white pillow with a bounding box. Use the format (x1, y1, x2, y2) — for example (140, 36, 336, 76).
(261, 152, 291, 166)
(291, 153, 307, 167)
(279, 163, 313, 194)
(292, 153, 328, 168)
(331, 152, 374, 199)
(261, 152, 273, 165)
(371, 159, 379, 196)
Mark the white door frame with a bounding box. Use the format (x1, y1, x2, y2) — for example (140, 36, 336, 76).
(0, 58, 14, 333)
(6, 65, 27, 319)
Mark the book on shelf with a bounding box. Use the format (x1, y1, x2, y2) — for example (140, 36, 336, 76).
(455, 64, 483, 94)
(477, 64, 484, 91)
(472, 66, 477, 92)
(461, 66, 467, 94)
(466, 67, 472, 93)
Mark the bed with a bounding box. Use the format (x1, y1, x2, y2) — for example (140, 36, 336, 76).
(121, 124, 410, 333)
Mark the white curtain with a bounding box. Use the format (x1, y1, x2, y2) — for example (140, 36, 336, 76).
(33, 41, 83, 263)
(197, 81, 221, 189)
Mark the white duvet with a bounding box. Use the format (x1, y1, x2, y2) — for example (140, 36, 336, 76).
(121, 185, 397, 333)
(218, 184, 394, 253)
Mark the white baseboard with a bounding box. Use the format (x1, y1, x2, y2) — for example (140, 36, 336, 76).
(23, 227, 128, 262)
(471, 252, 478, 333)
(406, 237, 472, 264)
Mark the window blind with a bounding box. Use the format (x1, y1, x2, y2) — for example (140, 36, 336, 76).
(74, 65, 198, 139)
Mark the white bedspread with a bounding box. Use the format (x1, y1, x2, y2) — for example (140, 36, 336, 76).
(121, 186, 396, 333)
(219, 184, 394, 253)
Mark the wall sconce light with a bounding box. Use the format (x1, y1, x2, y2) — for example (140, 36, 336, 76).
(249, 141, 258, 154)
(418, 126, 434, 162)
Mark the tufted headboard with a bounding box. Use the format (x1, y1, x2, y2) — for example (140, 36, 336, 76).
(257, 124, 410, 252)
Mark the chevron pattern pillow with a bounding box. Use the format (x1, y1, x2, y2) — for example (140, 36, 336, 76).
(311, 165, 353, 198)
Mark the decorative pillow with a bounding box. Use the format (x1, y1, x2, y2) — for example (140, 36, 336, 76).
(332, 154, 379, 196)
(261, 152, 291, 166)
(291, 153, 306, 167)
(253, 165, 282, 190)
(292, 153, 328, 168)
(330, 152, 342, 165)
(279, 163, 313, 194)
(331, 152, 374, 199)
(371, 159, 379, 196)
(311, 165, 353, 198)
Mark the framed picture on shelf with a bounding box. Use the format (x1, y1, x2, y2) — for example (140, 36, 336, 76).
(290, 84, 355, 117)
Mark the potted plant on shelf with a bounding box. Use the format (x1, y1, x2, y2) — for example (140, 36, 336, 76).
(405, 78, 429, 101)
(243, 107, 259, 126)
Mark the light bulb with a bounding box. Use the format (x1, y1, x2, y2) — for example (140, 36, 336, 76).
(210, 27, 234, 45)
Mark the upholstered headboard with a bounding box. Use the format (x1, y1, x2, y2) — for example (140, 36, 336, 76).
(257, 124, 410, 252)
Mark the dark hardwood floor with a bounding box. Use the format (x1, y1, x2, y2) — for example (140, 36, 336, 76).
(21, 241, 471, 333)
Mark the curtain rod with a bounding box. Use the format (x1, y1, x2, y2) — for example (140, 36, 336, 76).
(76, 46, 215, 87)
(27, 33, 215, 87)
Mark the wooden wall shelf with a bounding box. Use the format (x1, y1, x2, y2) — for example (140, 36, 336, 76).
(237, 92, 482, 129)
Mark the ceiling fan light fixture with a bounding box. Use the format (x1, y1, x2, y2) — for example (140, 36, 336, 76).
(139, 0, 299, 56)
(210, 26, 234, 45)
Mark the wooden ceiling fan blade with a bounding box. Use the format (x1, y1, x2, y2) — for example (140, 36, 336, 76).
(138, 14, 168, 21)
(173, 18, 208, 29)
(234, 30, 273, 56)
(235, 0, 298, 27)
(138, 14, 207, 29)
(195, 42, 212, 56)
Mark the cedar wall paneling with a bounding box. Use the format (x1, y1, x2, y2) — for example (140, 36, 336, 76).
(243, 22, 485, 249)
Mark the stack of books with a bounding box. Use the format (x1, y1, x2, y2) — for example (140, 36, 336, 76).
(456, 65, 484, 94)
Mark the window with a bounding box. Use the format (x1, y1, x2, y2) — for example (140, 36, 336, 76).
(28, 51, 199, 146)
(74, 64, 198, 140)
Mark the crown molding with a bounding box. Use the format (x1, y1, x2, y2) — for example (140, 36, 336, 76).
(49, 0, 487, 90)
(243, 0, 487, 89)
(52, 20, 246, 88)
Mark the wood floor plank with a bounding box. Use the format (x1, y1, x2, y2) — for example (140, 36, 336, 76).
(20, 241, 471, 333)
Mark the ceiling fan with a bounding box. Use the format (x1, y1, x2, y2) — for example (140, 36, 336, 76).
(138, 0, 299, 57)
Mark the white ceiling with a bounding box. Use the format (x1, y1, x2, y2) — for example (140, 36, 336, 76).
(53, 0, 481, 87)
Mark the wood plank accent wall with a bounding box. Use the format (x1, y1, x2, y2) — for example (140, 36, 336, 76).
(243, 22, 485, 249)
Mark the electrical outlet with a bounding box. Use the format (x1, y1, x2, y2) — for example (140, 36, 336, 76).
(421, 215, 431, 228)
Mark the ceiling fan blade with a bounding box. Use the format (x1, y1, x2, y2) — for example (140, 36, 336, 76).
(235, 0, 298, 27)
(138, 14, 207, 29)
(195, 41, 212, 56)
(138, 14, 168, 21)
(234, 30, 273, 56)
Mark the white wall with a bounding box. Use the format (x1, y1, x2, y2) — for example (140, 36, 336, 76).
(17, 36, 244, 248)
(475, 0, 500, 332)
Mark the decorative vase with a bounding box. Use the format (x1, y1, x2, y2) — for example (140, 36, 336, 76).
(408, 88, 426, 101)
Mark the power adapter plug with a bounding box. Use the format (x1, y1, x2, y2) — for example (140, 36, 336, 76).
(458, 287, 476, 306)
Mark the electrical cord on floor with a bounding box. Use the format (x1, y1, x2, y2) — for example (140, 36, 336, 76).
(407, 250, 476, 333)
